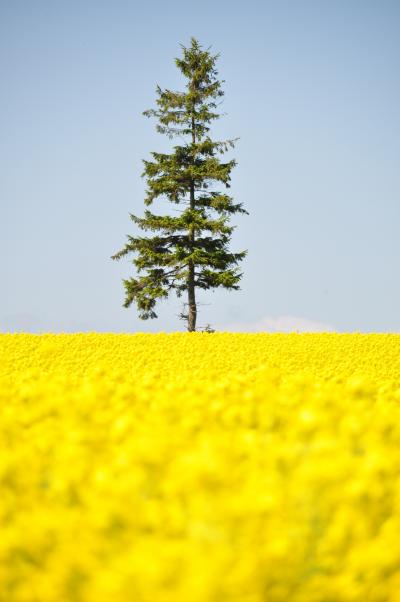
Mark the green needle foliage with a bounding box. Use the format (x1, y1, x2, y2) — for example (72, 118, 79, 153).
(112, 37, 248, 331)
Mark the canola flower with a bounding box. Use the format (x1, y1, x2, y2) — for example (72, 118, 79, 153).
(1, 332, 400, 602)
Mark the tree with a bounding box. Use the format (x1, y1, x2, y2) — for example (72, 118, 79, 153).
(112, 37, 248, 331)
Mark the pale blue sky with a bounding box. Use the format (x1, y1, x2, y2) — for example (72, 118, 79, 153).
(1, 0, 399, 332)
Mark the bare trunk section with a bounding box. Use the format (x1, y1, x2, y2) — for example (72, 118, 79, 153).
(187, 259, 196, 332)
(187, 110, 197, 332)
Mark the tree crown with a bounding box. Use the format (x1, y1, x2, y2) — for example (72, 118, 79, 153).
(112, 38, 248, 329)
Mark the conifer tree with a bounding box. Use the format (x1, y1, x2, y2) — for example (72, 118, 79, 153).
(112, 38, 248, 331)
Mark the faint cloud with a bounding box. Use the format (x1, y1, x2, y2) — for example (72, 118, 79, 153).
(0, 313, 44, 333)
(220, 315, 335, 333)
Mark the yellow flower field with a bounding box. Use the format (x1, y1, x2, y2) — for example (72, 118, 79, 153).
(1, 333, 400, 602)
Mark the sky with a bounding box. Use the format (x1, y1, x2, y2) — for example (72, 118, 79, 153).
(1, 0, 399, 333)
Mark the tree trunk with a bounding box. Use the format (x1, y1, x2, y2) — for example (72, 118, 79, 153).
(187, 108, 197, 332)
(187, 260, 197, 332)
